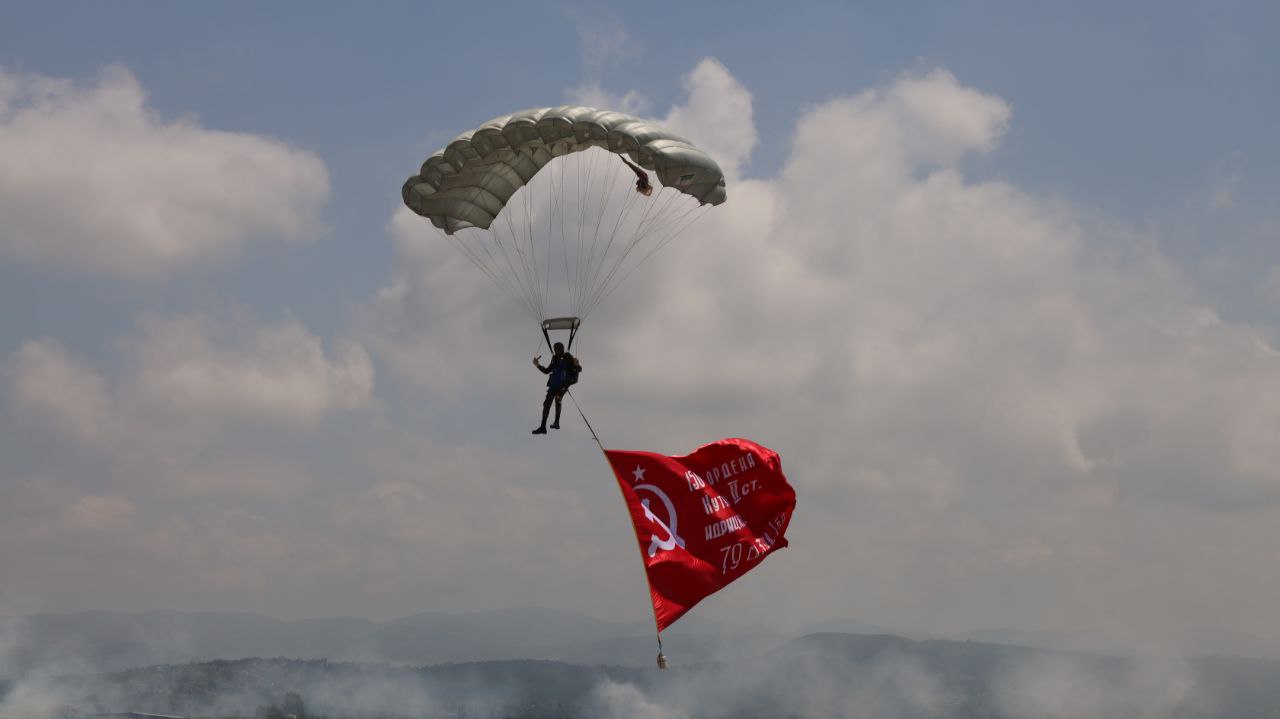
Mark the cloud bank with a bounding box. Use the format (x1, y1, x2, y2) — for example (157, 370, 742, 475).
(6, 307, 372, 446)
(367, 60, 1280, 642)
(3, 58, 1279, 647)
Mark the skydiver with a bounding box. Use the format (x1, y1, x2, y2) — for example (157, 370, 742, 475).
(532, 342, 581, 434)
(621, 156, 654, 197)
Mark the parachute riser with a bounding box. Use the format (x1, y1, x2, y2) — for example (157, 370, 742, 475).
(540, 316, 581, 353)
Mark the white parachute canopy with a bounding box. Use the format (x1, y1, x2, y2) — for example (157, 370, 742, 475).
(403, 106, 727, 326)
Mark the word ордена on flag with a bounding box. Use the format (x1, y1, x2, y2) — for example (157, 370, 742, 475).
(605, 437, 796, 632)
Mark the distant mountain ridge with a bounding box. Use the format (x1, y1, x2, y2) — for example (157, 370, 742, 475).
(9, 634, 1280, 719)
(4, 608, 1278, 680)
(0, 607, 783, 675)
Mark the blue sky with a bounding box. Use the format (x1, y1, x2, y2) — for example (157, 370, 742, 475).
(2, 2, 1280, 653)
(3, 2, 1276, 336)
(2, 2, 1274, 349)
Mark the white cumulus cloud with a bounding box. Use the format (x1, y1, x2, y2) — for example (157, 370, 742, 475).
(663, 58, 757, 179)
(3, 339, 109, 442)
(4, 306, 373, 450)
(0, 65, 329, 278)
(123, 307, 373, 428)
(564, 15, 651, 117)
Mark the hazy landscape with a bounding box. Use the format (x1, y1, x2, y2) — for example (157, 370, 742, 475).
(4, 610, 1280, 718)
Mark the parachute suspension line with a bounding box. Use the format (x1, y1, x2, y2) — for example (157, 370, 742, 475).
(568, 150, 591, 313)
(579, 162, 647, 318)
(638, 201, 711, 267)
(573, 149, 601, 317)
(503, 164, 554, 322)
(485, 159, 540, 322)
(478, 150, 568, 324)
(520, 167, 544, 321)
(635, 184, 688, 243)
(589, 202, 711, 314)
(550, 155, 569, 320)
(565, 388, 668, 660)
(580, 179, 665, 317)
(570, 151, 599, 315)
(573, 150, 588, 315)
(488, 201, 541, 322)
(577, 151, 656, 319)
(490, 208, 545, 322)
(649, 204, 712, 261)
(443, 230, 539, 322)
(558, 155, 574, 317)
(579, 151, 627, 316)
(583, 148, 624, 313)
(542, 159, 554, 314)
(477, 202, 527, 317)
(436, 147, 711, 327)
(540, 157, 561, 320)
(414, 151, 549, 321)
(576, 151, 603, 313)
(519, 167, 545, 318)
(586, 188, 706, 316)
(631, 194, 708, 261)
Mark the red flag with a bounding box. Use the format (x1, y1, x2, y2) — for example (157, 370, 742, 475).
(605, 438, 796, 632)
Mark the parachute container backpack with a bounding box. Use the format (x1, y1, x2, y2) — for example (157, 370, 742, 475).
(402, 106, 727, 344)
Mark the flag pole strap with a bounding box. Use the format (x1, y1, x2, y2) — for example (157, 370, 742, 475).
(565, 389, 666, 667)
(566, 388, 605, 454)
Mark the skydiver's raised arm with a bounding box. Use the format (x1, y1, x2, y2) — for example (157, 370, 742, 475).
(621, 156, 654, 196)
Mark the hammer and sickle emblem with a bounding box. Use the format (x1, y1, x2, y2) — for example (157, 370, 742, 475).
(634, 484, 686, 557)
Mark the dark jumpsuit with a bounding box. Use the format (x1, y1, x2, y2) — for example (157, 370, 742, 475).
(535, 353, 576, 431)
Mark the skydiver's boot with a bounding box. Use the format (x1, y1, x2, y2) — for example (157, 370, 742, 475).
(532, 397, 551, 434)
